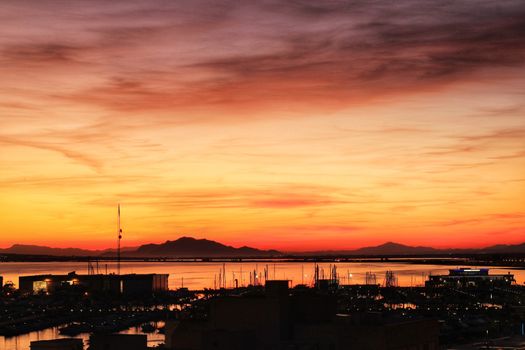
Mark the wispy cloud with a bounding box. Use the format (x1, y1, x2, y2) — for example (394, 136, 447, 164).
(84, 184, 355, 210)
(0, 135, 103, 171)
(2, 0, 525, 115)
(1, 43, 84, 66)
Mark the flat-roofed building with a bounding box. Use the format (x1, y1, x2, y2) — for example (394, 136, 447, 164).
(426, 268, 515, 288)
(19, 272, 168, 295)
(122, 273, 169, 295)
(19, 273, 119, 294)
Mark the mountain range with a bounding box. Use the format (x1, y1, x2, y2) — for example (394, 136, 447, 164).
(301, 241, 525, 256)
(0, 237, 279, 258)
(0, 238, 524, 258)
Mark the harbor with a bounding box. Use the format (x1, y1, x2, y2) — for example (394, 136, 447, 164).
(1, 263, 524, 349)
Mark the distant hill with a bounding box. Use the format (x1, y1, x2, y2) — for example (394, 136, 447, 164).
(350, 242, 438, 255)
(0, 244, 98, 256)
(298, 242, 438, 256)
(296, 241, 525, 256)
(132, 237, 280, 257)
(0, 244, 134, 257)
(482, 242, 525, 254)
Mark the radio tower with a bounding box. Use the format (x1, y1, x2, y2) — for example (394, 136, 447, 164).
(117, 204, 122, 275)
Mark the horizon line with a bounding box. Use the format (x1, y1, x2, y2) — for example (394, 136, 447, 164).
(1, 237, 523, 253)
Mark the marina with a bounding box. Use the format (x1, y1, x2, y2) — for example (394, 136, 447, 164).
(1, 260, 524, 290)
(1, 262, 524, 349)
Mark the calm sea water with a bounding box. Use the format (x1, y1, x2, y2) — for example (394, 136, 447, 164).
(1, 260, 523, 290)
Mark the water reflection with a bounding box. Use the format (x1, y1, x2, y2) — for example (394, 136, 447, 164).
(1, 261, 523, 290)
(0, 323, 164, 350)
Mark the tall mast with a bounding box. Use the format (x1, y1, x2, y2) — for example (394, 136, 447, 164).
(117, 204, 122, 275)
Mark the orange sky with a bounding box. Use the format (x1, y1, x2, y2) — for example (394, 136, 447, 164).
(0, 1, 524, 251)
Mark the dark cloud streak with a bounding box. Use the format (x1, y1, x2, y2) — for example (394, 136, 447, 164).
(3, 0, 525, 112)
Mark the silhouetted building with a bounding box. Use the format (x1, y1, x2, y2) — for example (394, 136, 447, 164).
(88, 334, 147, 350)
(426, 268, 515, 288)
(165, 280, 439, 350)
(19, 272, 168, 295)
(264, 279, 289, 296)
(0, 275, 3, 288)
(30, 338, 83, 350)
(120, 273, 169, 294)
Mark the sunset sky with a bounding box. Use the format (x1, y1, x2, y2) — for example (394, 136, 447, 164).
(0, 0, 524, 251)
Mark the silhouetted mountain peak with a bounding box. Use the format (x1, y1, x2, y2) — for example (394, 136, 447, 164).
(134, 236, 279, 257)
(351, 242, 437, 255)
(377, 242, 407, 248)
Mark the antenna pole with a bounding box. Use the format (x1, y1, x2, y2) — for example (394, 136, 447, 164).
(117, 204, 122, 275)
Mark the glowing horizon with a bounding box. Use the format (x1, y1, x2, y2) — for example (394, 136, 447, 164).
(1, 1, 524, 251)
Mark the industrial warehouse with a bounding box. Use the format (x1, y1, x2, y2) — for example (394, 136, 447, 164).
(19, 272, 168, 295)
